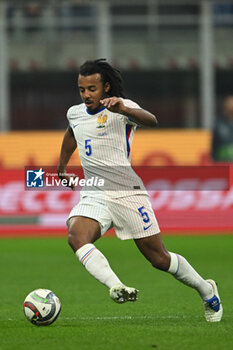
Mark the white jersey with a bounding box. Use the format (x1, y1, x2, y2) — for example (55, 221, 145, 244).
(67, 98, 148, 198)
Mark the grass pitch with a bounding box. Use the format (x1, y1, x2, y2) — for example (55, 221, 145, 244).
(0, 235, 232, 350)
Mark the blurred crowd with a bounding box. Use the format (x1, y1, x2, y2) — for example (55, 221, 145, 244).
(5, 1, 233, 31)
(212, 96, 233, 162)
(6, 1, 95, 32)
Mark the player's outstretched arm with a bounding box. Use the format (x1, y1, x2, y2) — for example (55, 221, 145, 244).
(100, 97, 158, 127)
(57, 127, 77, 190)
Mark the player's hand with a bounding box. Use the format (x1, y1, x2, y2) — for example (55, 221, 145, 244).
(57, 169, 76, 191)
(100, 97, 125, 114)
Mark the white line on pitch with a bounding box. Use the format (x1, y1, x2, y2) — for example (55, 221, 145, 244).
(60, 315, 191, 321)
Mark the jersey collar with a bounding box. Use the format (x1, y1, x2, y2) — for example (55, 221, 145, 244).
(86, 106, 106, 115)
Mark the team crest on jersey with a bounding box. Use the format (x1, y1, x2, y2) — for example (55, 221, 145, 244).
(97, 112, 108, 136)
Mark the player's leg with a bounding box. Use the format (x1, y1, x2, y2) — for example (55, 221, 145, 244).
(134, 233, 223, 321)
(134, 233, 212, 296)
(68, 216, 101, 251)
(68, 215, 122, 289)
(68, 215, 138, 303)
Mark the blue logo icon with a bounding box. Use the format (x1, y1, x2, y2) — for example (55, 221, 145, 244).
(26, 168, 45, 188)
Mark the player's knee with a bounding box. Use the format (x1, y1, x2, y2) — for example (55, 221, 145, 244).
(67, 230, 76, 251)
(150, 251, 170, 271)
(67, 225, 85, 252)
(67, 230, 87, 252)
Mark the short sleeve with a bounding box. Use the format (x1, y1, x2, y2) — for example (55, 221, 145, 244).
(122, 99, 141, 110)
(66, 105, 78, 128)
(121, 99, 141, 126)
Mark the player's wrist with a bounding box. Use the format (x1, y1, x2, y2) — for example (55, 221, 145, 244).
(120, 105, 131, 117)
(57, 165, 66, 178)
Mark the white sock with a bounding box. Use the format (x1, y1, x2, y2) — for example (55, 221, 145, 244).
(76, 243, 122, 289)
(168, 252, 214, 300)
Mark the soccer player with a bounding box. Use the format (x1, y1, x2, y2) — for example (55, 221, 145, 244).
(57, 59, 222, 322)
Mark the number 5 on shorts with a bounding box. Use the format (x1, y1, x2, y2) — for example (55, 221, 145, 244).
(138, 206, 150, 223)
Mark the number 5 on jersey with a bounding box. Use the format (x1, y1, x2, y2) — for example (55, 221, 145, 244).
(85, 139, 92, 156)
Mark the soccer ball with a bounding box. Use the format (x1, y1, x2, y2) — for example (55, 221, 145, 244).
(23, 289, 61, 326)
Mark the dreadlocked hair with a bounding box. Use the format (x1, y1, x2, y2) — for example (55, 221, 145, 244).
(79, 59, 125, 98)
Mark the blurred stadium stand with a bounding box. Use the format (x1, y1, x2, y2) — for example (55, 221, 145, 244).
(5, 0, 233, 70)
(1, 0, 233, 130)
